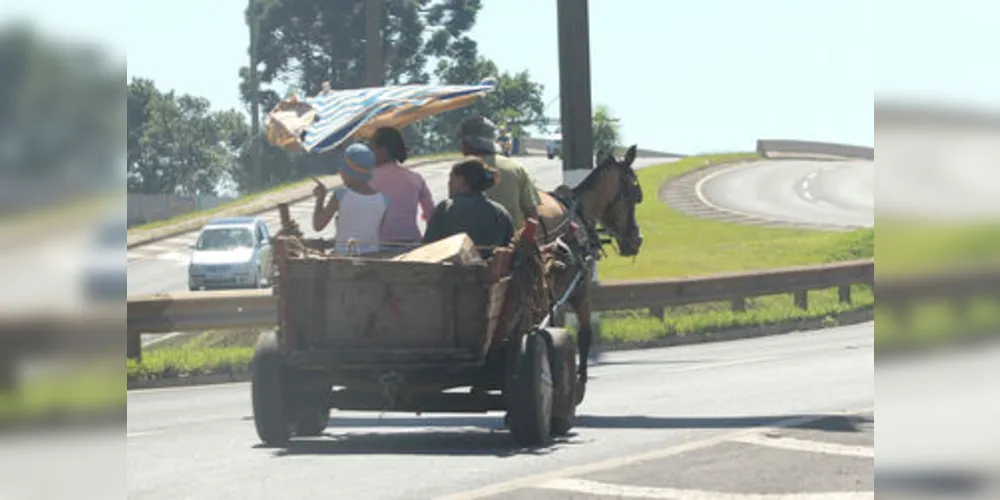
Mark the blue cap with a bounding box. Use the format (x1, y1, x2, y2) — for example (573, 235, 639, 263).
(342, 143, 376, 182)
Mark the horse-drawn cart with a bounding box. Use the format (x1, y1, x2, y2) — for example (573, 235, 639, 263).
(251, 205, 584, 447)
(253, 78, 645, 447)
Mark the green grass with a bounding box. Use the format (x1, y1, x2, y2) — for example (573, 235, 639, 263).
(128, 346, 253, 382)
(127, 153, 882, 383)
(0, 364, 124, 425)
(598, 154, 872, 280)
(127, 151, 461, 237)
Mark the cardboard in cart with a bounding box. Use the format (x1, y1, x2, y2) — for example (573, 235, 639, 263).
(391, 233, 482, 265)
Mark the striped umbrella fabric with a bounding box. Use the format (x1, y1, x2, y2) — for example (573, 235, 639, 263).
(266, 78, 497, 154)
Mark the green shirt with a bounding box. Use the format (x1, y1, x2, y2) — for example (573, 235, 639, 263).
(474, 154, 541, 228)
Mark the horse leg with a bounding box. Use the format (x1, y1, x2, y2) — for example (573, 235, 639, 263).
(568, 276, 593, 405)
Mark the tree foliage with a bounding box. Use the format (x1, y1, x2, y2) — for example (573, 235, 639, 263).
(126, 0, 551, 195)
(592, 104, 622, 157)
(127, 78, 249, 195)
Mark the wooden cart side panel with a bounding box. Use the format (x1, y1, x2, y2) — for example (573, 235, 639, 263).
(282, 257, 491, 352)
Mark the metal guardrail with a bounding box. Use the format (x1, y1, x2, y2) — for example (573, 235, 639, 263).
(755, 139, 874, 161)
(125, 259, 876, 361)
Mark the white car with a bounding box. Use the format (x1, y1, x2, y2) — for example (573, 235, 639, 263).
(187, 217, 274, 291)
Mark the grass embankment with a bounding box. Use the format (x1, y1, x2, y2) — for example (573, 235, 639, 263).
(875, 220, 1000, 351)
(586, 153, 874, 345)
(128, 152, 877, 383)
(127, 151, 461, 237)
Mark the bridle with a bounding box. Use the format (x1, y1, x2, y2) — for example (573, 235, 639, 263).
(587, 160, 643, 255)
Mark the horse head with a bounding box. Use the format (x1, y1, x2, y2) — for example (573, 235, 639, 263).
(577, 144, 644, 257)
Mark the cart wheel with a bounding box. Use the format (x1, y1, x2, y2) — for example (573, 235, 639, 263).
(506, 330, 554, 446)
(293, 406, 330, 437)
(545, 328, 577, 437)
(251, 330, 291, 447)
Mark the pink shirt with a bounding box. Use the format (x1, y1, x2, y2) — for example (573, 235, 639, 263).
(369, 161, 435, 243)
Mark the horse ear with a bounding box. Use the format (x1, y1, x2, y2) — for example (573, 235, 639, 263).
(623, 144, 638, 167)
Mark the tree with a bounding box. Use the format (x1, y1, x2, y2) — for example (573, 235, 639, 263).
(127, 78, 250, 196)
(417, 57, 546, 154)
(234, 0, 485, 186)
(592, 104, 622, 157)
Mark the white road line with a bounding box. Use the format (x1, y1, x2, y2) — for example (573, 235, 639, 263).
(126, 431, 161, 439)
(730, 434, 874, 458)
(436, 408, 874, 500)
(157, 251, 190, 264)
(535, 478, 873, 500)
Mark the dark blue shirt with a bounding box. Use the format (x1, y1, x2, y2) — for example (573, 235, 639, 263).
(422, 193, 515, 259)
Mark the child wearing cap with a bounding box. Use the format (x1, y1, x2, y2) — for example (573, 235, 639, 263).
(311, 143, 389, 256)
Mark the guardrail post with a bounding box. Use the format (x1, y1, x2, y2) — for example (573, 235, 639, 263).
(0, 351, 15, 392)
(794, 290, 808, 310)
(731, 298, 747, 312)
(649, 306, 665, 321)
(127, 329, 142, 362)
(838, 286, 852, 304)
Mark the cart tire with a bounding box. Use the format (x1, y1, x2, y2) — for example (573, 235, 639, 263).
(251, 330, 291, 447)
(545, 328, 577, 437)
(506, 330, 554, 446)
(293, 407, 330, 437)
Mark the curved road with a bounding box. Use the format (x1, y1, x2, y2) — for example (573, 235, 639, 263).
(126, 323, 874, 499)
(698, 158, 874, 229)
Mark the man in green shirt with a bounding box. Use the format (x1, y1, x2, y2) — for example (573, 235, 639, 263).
(457, 116, 541, 229)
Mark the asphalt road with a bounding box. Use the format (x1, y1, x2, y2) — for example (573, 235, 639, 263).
(126, 323, 874, 500)
(126, 155, 666, 297)
(698, 159, 874, 229)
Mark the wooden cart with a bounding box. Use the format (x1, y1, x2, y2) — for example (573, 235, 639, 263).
(250, 205, 581, 448)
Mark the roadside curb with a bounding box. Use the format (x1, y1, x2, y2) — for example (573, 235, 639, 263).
(658, 156, 866, 232)
(126, 306, 874, 391)
(127, 370, 251, 390)
(126, 154, 471, 249)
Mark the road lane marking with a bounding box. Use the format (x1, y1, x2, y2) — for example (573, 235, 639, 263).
(730, 434, 874, 458)
(436, 408, 873, 500)
(126, 431, 161, 439)
(535, 478, 873, 499)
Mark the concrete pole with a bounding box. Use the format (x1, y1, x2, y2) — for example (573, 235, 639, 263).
(248, 0, 263, 189)
(556, 0, 594, 174)
(365, 0, 384, 87)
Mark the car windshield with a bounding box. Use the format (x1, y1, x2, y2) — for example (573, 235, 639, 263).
(195, 227, 255, 251)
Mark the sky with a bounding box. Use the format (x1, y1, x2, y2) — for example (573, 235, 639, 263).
(5, 0, 1000, 155)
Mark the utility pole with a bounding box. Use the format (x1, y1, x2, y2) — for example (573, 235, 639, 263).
(556, 0, 593, 171)
(365, 0, 384, 87)
(248, 0, 263, 189)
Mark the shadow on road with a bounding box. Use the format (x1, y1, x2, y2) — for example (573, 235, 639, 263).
(257, 414, 584, 458)
(252, 412, 871, 458)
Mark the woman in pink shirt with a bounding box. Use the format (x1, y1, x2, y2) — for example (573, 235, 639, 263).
(369, 127, 435, 251)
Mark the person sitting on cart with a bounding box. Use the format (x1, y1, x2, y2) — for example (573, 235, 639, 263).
(458, 115, 540, 230)
(368, 126, 436, 253)
(311, 143, 389, 256)
(422, 159, 514, 259)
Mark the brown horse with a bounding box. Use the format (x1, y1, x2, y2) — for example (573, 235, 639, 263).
(535, 144, 644, 401)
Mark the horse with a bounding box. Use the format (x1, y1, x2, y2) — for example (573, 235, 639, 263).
(535, 144, 645, 402)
